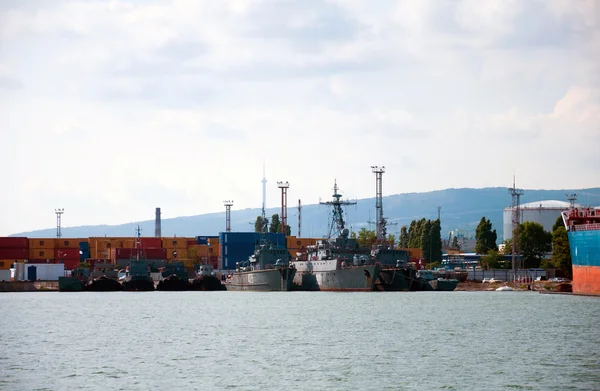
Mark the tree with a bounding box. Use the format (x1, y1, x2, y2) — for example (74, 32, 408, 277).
(552, 225, 572, 278)
(552, 216, 564, 234)
(519, 221, 552, 268)
(451, 236, 460, 250)
(428, 219, 442, 262)
(387, 234, 397, 247)
(254, 216, 268, 233)
(420, 219, 432, 261)
(480, 250, 506, 270)
(475, 217, 498, 254)
(399, 226, 409, 248)
(500, 238, 512, 255)
(269, 214, 281, 233)
(357, 228, 377, 247)
(285, 224, 291, 236)
(350, 231, 357, 239)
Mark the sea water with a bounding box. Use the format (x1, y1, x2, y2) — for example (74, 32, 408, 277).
(1, 291, 598, 390)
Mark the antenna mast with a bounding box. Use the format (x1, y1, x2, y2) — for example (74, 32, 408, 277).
(371, 166, 386, 240)
(224, 200, 233, 232)
(320, 179, 356, 239)
(55, 208, 64, 238)
(298, 199, 302, 238)
(508, 176, 525, 271)
(566, 193, 578, 209)
(277, 181, 289, 235)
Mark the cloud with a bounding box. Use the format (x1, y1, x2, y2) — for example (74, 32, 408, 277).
(0, 0, 599, 235)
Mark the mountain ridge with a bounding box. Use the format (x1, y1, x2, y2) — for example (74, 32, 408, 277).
(11, 187, 600, 240)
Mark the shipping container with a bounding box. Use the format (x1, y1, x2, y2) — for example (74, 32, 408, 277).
(60, 259, 80, 270)
(29, 238, 55, 249)
(54, 248, 80, 260)
(55, 238, 80, 249)
(0, 237, 29, 248)
(79, 241, 89, 251)
(28, 248, 55, 260)
(162, 237, 187, 248)
(80, 250, 91, 262)
(0, 269, 11, 281)
(0, 248, 29, 260)
(139, 237, 162, 248)
(13, 263, 64, 281)
(110, 247, 167, 262)
(0, 260, 19, 269)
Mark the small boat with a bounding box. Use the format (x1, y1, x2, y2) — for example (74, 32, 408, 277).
(156, 262, 191, 291)
(190, 263, 226, 291)
(496, 284, 514, 291)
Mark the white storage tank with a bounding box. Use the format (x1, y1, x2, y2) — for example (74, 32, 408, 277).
(503, 200, 577, 241)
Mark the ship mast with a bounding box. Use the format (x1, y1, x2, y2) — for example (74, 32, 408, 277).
(320, 180, 356, 239)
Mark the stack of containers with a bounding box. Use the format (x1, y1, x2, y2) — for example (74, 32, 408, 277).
(286, 236, 319, 257)
(79, 240, 90, 262)
(89, 237, 131, 259)
(54, 238, 81, 270)
(162, 237, 188, 262)
(28, 238, 55, 263)
(0, 237, 29, 275)
(110, 247, 167, 268)
(219, 232, 286, 270)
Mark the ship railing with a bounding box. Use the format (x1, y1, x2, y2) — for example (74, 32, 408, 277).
(572, 223, 600, 231)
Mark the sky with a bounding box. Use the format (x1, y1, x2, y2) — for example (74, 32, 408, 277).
(1, 0, 599, 236)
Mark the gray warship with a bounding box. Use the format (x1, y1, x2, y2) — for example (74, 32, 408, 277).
(225, 195, 296, 292)
(292, 181, 380, 291)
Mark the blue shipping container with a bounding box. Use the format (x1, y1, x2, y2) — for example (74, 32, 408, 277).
(219, 232, 288, 270)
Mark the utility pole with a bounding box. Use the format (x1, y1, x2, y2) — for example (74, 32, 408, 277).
(371, 166, 386, 241)
(224, 200, 233, 232)
(55, 208, 64, 238)
(277, 181, 289, 235)
(508, 177, 524, 271)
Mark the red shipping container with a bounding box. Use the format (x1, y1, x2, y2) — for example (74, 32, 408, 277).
(112, 247, 166, 261)
(61, 259, 79, 270)
(187, 239, 198, 246)
(139, 238, 162, 248)
(54, 248, 80, 260)
(0, 237, 29, 248)
(0, 248, 28, 259)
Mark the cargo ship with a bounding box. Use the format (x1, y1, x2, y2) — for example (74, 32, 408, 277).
(87, 262, 123, 291)
(190, 263, 226, 291)
(225, 242, 296, 291)
(156, 262, 190, 291)
(562, 207, 600, 295)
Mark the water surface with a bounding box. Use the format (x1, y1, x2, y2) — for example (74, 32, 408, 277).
(1, 291, 598, 390)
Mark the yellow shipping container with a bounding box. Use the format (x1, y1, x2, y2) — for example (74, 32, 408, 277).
(28, 248, 54, 260)
(55, 238, 80, 249)
(29, 239, 55, 250)
(0, 259, 23, 269)
(162, 237, 187, 248)
(122, 240, 135, 248)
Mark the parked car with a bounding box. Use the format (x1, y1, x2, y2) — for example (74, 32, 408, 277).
(482, 278, 492, 283)
(550, 277, 570, 283)
(535, 276, 547, 281)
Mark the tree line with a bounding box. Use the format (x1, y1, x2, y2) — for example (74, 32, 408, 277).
(476, 216, 571, 278)
(254, 214, 291, 235)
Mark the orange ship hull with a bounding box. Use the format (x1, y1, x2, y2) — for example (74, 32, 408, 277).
(572, 265, 600, 296)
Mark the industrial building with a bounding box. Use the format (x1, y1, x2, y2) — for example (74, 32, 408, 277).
(503, 200, 577, 241)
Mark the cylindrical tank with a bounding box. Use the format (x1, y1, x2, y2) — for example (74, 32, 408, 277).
(503, 200, 577, 241)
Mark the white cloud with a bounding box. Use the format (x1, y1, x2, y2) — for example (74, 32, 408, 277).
(0, 0, 599, 235)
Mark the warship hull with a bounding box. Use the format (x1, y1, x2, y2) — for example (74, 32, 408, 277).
(156, 275, 191, 291)
(226, 268, 296, 291)
(428, 278, 459, 291)
(190, 275, 226, 291)
(87, 278, 123, 291)
(58, 276, 85, 292)
(293, 264, 380, 291)
(375, 268, 410, 291)
(122, 278, 155, 291)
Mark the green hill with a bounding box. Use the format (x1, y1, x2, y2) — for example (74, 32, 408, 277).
(12, 187, 600, 241)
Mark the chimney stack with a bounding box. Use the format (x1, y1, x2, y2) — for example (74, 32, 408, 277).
(155, 207, 161, 238)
